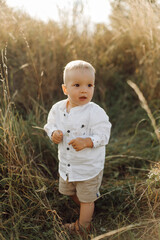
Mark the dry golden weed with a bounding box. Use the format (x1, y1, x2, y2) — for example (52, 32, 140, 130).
(128, 80, 160, 143)
(110, 0, 160, 99)
(92, 224, 136, 240)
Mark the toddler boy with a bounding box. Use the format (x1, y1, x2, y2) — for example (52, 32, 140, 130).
(44, 60, 111, 234)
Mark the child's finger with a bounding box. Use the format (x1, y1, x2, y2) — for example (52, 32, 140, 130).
(55, 132, 59, 137)
(53, 135, 61, 142)
(52, 137, 58, 142)
(68, 139, 74, 145)
(57, 130, 63, 136)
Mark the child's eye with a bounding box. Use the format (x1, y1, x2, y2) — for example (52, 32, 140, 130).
(74, 84, 79, 87)
(88, 84, 93, 87)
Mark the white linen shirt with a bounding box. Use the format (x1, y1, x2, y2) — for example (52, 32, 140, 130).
(44, 99, 111, 182)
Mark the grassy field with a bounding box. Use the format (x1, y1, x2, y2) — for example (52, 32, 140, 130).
(0, 0, 160, 239)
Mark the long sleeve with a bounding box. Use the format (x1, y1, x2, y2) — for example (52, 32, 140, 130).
(89, 106, 111, 148)
(44, 104, 58, 139)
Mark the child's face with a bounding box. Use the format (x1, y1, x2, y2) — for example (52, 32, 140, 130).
(62, 69, 95, 108)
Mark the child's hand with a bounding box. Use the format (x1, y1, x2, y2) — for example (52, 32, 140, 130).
(51, 130, 63, 144)
(68, 137, 93, 151)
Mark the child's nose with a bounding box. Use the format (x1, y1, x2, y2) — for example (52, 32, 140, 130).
(81, 87, 87, 93)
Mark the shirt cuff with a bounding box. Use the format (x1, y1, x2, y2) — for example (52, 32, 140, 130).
(90, 136, 101, 148)
(44, 127, 57, 140)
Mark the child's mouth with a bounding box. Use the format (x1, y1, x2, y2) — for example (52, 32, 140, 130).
(79, 96, 87, 100)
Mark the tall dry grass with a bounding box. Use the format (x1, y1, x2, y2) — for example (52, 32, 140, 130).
(128, 80, 160, 143)
(0, 1, 96, 111)
(0, 0, 159, 111)
(0, 49, 70, 239)
(0, 0, 160, 239)
(109, 0, 160, 99)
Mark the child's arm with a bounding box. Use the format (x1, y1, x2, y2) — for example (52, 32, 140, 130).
(52, 130, 63, 144)
(69, 106, 111, 151)
(89, 107, 112, 148)
(68, 137, 93, 151)
(44, 103, 61, 140)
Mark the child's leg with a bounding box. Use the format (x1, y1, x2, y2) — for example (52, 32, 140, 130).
(70, 194, 94, 227)
(79, 202, 94, 228)
(64, 201, 94, 231)
(71, 194, 80, 205)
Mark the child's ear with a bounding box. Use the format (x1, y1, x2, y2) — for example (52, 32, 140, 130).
(62, 84, 68, 95)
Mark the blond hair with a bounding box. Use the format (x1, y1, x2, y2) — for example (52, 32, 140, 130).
(63, 60, 95, 84)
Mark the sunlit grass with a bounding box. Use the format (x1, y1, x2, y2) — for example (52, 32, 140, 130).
(0, 0, 160, 239)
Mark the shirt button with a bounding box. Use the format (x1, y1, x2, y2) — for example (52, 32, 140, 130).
(67, 130, 70, 133)
(64, 114, 66, 116)
(67, 147, 70, 150)
(68, 164, 70, 167)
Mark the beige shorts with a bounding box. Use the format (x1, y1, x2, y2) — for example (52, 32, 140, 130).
(59, 170, 103, 203)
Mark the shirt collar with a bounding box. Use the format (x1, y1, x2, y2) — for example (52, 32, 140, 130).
(60, 98, 91, 113)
